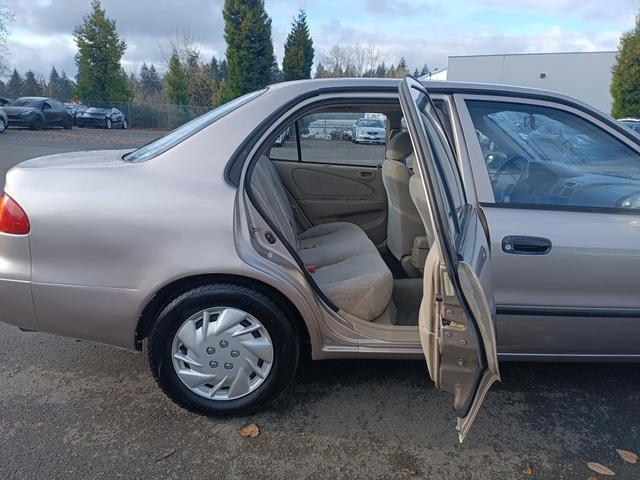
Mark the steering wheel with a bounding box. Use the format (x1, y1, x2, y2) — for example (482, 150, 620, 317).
(492, 155, 530, 202)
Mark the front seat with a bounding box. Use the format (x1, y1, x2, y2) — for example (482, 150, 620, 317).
(382, 131, 426, 267)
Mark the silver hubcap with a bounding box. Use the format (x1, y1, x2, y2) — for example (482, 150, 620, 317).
(0, 120, 5, 132)
(171, 307, 274, 401)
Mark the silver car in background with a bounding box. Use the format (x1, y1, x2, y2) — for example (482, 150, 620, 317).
(1, 78, 639, 438)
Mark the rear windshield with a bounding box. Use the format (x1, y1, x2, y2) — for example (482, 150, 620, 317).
(357, 119, 384, 128)
(124, 89, 266, 162)
(13, 98, 43, 108)
(86, 107, 110, 113)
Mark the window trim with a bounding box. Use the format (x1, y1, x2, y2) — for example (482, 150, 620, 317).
(455, 93, 640, 215)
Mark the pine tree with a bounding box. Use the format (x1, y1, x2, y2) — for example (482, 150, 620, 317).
(47, 66, 61, 98)
(419, 64, 430, 77)
(164, 50, 189, 105)
(73, 0, 130, 101)
(219, 59, 228, 80)
(222, 0, 276, 101)
(395, 57, 408, 78)
(140, 63, 162, 97)
(0, 79, 6, 96)
(57, 71, 75, 101)
(282, 10, 314, 81)
(22, 70, 40, 96)
(611, 13, 640, 117)
(6, 68, 22, 98)
(314, 61, 327, 78)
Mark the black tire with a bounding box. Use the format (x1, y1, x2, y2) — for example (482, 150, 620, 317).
(122, 118, 128, 129)
(105, 118, 112, 129)
(63, 116, 73, 129)
(148, 283, 300, 416)
(30, 116, 44, 131)
(0, 118, 5, 134)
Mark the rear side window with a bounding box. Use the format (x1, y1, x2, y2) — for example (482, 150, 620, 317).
(269, 109, 388, 167)
(124, 89, 266, 163)
(466, 100, 640, 210)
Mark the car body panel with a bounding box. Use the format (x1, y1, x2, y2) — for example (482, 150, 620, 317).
(0, 77, 638, 363)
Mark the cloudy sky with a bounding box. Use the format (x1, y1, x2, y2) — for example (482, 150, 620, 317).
(4, 0, 638, 80)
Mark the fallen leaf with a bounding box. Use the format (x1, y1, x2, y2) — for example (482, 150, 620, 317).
(522, 463, 533, 476)
(399, 467, 416, 478)
(240, 423, 260, 438)
(587, 475, 598, 480)
(586, 462, 615, 476)
(616, 449, 639, 464)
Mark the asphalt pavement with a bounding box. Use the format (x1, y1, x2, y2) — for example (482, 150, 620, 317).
(1, 128, 639, 479)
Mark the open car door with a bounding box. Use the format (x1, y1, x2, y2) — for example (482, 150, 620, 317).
(399, 77, 500, 442)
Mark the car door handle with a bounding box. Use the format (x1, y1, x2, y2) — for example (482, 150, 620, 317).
(502, 236, 552, 255)
(356, 170, 374, 180)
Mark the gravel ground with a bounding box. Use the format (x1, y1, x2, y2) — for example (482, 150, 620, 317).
(1, 128, 639, 480)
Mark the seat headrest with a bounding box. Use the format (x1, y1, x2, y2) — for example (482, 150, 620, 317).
(386, 131, 413, 161)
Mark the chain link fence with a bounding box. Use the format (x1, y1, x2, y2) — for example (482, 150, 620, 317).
(82, 100, 213, 130)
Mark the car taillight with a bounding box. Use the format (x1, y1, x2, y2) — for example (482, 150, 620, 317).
(0, 194, 30, 234)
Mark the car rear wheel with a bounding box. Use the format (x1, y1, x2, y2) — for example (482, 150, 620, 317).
(122, 119, 128, 129)
(0, 118, 5, 134)
(30, 116, 43, 131)
(63, 116, 73, 129)
(105, 118, 112, 129)
(148, 283, 299, 416)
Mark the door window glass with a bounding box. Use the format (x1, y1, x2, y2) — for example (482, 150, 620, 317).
(269, 110, 388, 167)
(466, 100, 640, 210)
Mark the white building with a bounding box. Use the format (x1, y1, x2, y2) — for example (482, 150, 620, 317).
(423, 51, 617, 114)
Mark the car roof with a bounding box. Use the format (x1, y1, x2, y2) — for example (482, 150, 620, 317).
(16, 96, 52, 101)
(264, 77, 605, 114)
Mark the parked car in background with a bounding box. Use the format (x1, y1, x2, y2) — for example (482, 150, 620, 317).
(0, 97, 14, 107)
(0, 107, 7, 134)
(3, 97, 73, 130)
(76, 107, 128, 129)
(3, 79, 640, 440)
(65, 103, 88, 126)
(352, 117, 386, 144)
(619, 118, 640, 134)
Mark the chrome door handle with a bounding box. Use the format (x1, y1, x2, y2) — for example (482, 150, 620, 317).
(502, 236, 552, 255)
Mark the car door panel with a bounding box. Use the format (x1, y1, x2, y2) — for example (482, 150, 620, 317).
(400, 77, 499, 441)
(273, 160, 387, 244)
(485, 206, 640, 355)
(455, 94, 640, 357)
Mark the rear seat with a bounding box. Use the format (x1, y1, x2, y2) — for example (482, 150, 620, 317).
(250, 156, 393, 321)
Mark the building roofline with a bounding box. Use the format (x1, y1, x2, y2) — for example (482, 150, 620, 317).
(448, 51, 617, 59)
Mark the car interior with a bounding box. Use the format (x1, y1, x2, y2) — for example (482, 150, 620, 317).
(248, 101, 448, 328)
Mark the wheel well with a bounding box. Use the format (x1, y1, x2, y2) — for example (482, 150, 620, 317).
(135, 274, 311, 356)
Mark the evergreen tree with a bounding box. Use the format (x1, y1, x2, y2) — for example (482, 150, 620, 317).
(611, 13, 640, 117)
(73, 0, 130, 101)
(47, 66, 61, 98)
(413, 68, 420, 77)
(419, 64, 430, 77)
(375, 62, 387, 78)
(140, 62, 162, 97)
(6, 68, 22, 97)
(57, 71, 75, 100)
(222, 0, 276, 101)
(185, 49, 213, 106)
(22, 70, 40, 96)
(164, 50, 189, 105)
(0, 79, 6, 96)
(282, 10, 314, 81)
(314, 61, 327, 78)
(219, 59, 228, 80)
(395, 57, 408, 78)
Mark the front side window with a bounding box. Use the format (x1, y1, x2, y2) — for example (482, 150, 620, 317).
(269, 109, 388, 167)
(466, 100, 640, 210)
